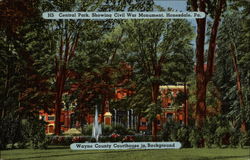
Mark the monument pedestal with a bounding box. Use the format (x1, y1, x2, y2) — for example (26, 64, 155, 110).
(104, 112, 112, 125)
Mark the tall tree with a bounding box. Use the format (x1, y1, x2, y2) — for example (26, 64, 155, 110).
(214, 4, 250, 130)
(189, 0, 226, 128)
(0, 0, 55, 149)
(63, 0, 155, 127)
(41, 0, 155, 135)
(0, 0, 54, 118)
(121, 18, 194, 140)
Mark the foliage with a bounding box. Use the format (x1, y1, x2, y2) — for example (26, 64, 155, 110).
(48, 136, 88, 145)
(121, 18, 194, 89)
(176, 127, 190, 148)
(161, 120, 191, 147)
(102, 124, 113, 136)
(0, 116, 23, 149)
(214, 126, 230, 148)
(229, 128, 241, 148)
(161, 120, 181, 141)
(113, 124, 133, 135)
(239, 131, 250, 148)
(119, 17, 194, 139)
(0, 116, 48, 150)
(110, 133, 122, 142)
(145, 103, 162, 123)
(188, 128, 203, 148)
(214, 5, 250, 129)
(82, 125, 93, 136)
(82, 124, 132, 137)
(202, 117, 218, 148)
(21, 118, 48, 149)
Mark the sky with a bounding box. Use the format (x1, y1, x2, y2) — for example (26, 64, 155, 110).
(155, 0, 188, 11)
(154, 0, 196, 27)
(154, 0, 197, 27)
(154, 0, 197, 46)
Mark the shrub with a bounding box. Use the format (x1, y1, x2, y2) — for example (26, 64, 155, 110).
(0, 117, 48, 149)
(177, 127, 190, 148)
(102, 125, 113, 136)
(23, 119, 48, 149)
(50, 136, 59, 145)
(90, 137, 97, 142)
(134, 135, 151, 142)
(214, 126, 230, 148)
(13, 142, 28, 149)
(48, 136, 89, 145)
(82, 125, 93, 136)
(110, 133, 122, 142)
(112, 124, 129, 135)
(72, 136, 87, 143)
(161, 120, 180, 141)
(239, 131, 250, 148)
(202, 117, 218, 148)
(122, 135, 135, 142)
(64, 136, 73, 145)
(99, 136, 110, 142)
(188, 128, 202, 148)
(127, 129, 136, 135)
(0, 116, 25, 149)
(229, 128, 241, 148)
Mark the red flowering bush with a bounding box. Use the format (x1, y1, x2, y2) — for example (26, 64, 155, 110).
(111, 133, 120, 138)
(110, 133, 121, 142)
(122, 135, 135, 142)
(58, 136, 65, 144)
(72, 136, 86, 143)
(51, 136, 59, 144)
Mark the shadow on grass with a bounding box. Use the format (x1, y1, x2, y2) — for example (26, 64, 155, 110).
(183, 155, 250, 160)
(46, 146, 69, 150)
(8, 150, 148, 160)
(6, 148, 250, 160)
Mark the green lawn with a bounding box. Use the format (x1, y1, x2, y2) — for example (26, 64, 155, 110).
(1, 146, 250, 160)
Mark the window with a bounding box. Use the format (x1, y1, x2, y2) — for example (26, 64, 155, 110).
(157, 120, 161, 126)
(39, 115, 45, 121)
(167, 113, 173, 121)
(48, 116, 55, 121)
(48, 125, 54, 133)
(179, 120, 183, 125)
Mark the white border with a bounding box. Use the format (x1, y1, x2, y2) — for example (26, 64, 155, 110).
(42, 12, 205, 19)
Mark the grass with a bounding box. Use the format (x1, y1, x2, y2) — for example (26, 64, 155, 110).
(1, 146, 250, 160)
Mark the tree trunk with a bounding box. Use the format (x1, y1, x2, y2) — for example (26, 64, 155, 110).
(152, 118, 158, 141)
(101, 96, 108, 123)
(54, 67, 66, 135)
(230, 42, 244, 107)
(151, 83, 159, 141)
(101, 98, 105, 123)
(53, 28, 79, 135)
(193, 0, 226, 128)
(137, 114, 141, 132)
(195, 81, 207, 128)
(195, 0, 206, 127)
(184, 81, 188, 125)
(54, 98, 62, 135)
(230, 42, 246, 131)
(2, 64, 10, 119)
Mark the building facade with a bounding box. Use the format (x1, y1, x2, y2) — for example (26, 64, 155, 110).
(40, 84, 188, 134)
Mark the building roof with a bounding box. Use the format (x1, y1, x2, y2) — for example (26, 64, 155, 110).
(104, 112, 112, 117)
(160, 85, 187, 90)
